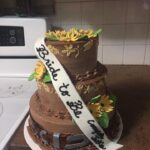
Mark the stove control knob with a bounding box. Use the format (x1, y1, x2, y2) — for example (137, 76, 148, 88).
(9, 30, 15, 36)
(9, 37, 16, 44)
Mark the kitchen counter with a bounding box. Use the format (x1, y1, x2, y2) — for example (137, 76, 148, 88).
(8, 65, 150, 150)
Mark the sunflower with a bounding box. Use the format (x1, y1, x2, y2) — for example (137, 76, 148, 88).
(87, 102, 102, 118)
(45, 28, 101, 42)
(34, 61, 46, 80)
(99, 95, 114, 113)
(87, 95, 114, 118)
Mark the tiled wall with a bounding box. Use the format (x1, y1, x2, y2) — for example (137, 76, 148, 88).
(48, 0, 150, 65)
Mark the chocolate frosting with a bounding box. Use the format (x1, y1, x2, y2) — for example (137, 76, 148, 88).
(45, 37, 98, 76)
(28, 110, 120, 150)
(37, 65, 107, 113)
(28, 36, 117, 150)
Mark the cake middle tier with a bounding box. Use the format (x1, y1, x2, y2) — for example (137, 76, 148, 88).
(37, 63, 107, 113)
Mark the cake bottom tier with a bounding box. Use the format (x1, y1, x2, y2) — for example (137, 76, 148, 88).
(28, 92, 121, 150)
(27, 112, 121, 150)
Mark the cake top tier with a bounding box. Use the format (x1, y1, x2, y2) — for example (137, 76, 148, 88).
(45, 28, 102, 76)
(29, 28, 102, 82)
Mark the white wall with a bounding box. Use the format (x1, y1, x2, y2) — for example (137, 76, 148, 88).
(48, 0, 150, 65)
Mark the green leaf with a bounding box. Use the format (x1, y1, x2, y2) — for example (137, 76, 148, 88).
(94, 28, 102, 36)
(46, 34, 58, 41)
(90, 95, 101, 103)
(78, 35, 89, 41)
(109, 95, 117, 104)
(28, 72, 36, 81)
(98, 112, 109, 128)
(43, 73, 51, 83)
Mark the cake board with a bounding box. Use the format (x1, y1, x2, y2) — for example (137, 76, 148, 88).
(24, 112, 123, 150)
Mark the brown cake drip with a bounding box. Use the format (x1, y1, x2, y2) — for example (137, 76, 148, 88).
(45, 37, 98, 76)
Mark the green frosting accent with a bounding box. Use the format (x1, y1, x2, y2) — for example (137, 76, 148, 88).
(109, 95, 117, 104)
(28, 71, 51, 83)
(78, 35, 89, 41)
(43, 73, 51, 83)
(90, 95, 101, 103)
(28, 72, 36, 81)
(98, 112, 109, 128)
(93, 28, 102, 37)
(46, 34, 58, 41)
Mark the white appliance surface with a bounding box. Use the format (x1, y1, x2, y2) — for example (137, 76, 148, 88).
(0, 17, 47, 150)
(0, 17, 47, 56)
(0, 77, 36, 150)
(0, 59, 37, 77)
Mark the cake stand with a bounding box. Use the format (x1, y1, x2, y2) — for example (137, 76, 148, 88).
(24, 112, 123, 150)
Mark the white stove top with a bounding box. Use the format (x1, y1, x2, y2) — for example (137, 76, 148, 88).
(0, 77, 36, 150)
(0, 17, 47, 150)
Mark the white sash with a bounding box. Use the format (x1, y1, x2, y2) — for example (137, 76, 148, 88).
(34, 38, 123, 150)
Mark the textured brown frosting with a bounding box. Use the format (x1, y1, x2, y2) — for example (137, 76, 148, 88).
(29, 91, 115, 135)
(28, 36, 117, 150)
(27, 116, 95, 150)
(72, 62, 107, 82)
(30, 92, 82, 134)
(45, 37, 98, 76)
(37, 63, 107, 113)
(28, 110, 120, 150)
